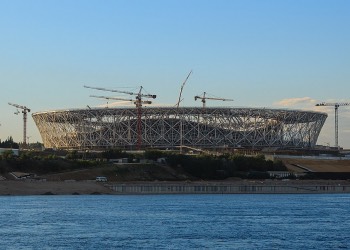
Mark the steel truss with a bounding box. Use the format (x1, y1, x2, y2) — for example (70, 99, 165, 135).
(32, 107, 327, 150)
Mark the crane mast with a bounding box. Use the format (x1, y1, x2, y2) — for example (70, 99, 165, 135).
(176, 70, 192, 108)
(85, 85, 156, 149)
(176, 70, 192, 153)
(194, 92, 233, 108)
(8, 102, 31, 147)
(316, 102, 350, 148)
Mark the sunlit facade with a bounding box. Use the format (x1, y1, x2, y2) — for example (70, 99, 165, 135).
(32, 107, 327, 150)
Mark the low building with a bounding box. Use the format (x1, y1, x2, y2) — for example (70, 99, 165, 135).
(109, 158, 129, 163)
(10, 172, 34, 179)
(267, 171, 291, 178)
(0, 148, 19, 156)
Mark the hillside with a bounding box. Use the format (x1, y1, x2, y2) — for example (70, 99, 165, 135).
(38, 163, 193, 182)
(282, 158, 350, 173)
(2, 152, 350, 183)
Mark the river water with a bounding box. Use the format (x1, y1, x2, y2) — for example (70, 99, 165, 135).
(0, 194, 349, 249)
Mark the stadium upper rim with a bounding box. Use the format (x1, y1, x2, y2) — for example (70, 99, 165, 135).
(32, 106, 328, 116)
(32, 106, 328, 150)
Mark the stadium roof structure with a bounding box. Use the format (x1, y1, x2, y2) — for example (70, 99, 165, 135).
(32, 107, 327, 150)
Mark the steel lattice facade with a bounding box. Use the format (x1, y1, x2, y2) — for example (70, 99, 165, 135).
(32, 107, 327, 150)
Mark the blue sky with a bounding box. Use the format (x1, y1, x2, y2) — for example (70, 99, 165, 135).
(0, 0, 349, 147)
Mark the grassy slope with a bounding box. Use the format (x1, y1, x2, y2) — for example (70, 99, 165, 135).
(39, 163, 194, 182)
(283, 158, 350, 172)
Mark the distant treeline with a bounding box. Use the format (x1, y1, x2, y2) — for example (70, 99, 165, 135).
(0, 147, 286, 180)
(144, 150, 286, 180)
(0, 137, 43, 150)
(0, 151, 98, 175)
(0, 137, 19, 149)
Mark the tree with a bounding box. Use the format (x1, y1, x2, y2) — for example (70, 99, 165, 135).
(0, 137, 19, 149)
(144, 150, 165, 160)
(101, 148, 128, 160)
(66, 150, 78, 159)
(1, 150, 15, 159)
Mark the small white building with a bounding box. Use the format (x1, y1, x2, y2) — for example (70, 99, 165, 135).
(109, 158, 129, 163)
(267, 171, 291, 178)
(0, 148, 19, 156)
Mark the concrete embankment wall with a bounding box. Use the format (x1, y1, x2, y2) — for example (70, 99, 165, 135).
(108, 183, 350, 194)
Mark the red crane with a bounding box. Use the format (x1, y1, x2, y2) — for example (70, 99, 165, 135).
(84, 85, 156, 149)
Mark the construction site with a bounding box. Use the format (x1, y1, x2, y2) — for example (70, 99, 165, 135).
(29, 81, 329, 151)
(4, 77, 350, 178)
(32, 107, 327, 151)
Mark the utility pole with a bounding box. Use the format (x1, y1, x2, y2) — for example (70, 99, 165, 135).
(27, 136, 31, 148)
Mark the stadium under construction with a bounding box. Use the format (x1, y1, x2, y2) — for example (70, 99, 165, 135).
(32, 107, 327, 151)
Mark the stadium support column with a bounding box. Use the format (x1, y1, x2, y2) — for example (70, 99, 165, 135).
(137, 103, 142, 150)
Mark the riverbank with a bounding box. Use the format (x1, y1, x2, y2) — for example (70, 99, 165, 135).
(0, 180, 114, 195)
(1, 179, 350, 195)
(109, 180, 350, 194)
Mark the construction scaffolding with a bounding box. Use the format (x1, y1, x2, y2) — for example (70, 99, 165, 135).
(32, 107, 327, 150)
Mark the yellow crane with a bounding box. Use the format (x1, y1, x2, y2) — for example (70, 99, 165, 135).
(8, 102, 31, 146)
(194, 92, 233, 108)
(315, 102, 350, 147)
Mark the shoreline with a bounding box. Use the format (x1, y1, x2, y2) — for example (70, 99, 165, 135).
(1, 179, 350, 195)
(0, 180, 114, 196)
(108, 179, 350, 194)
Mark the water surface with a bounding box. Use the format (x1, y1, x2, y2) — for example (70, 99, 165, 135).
(1, 194, 349, 249)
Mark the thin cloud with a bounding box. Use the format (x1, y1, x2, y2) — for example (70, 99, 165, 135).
(96, 101, 134, 108)
(273, 97, 336, 113)
(273, 97, 316, 107)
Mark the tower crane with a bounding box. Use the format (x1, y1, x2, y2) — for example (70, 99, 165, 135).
(315, 102, 350, 148)
(84, 85, 156, 149)
(8, 102, 31, 146)
(84, 85, 156, 99)
(194, 92, 233, 108)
